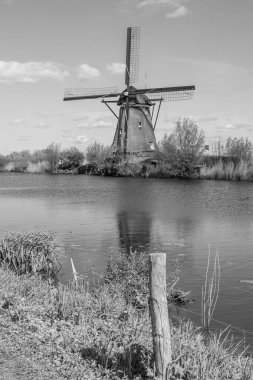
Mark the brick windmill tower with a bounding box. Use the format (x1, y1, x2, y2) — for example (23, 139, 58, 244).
(64, 27, 195, 158)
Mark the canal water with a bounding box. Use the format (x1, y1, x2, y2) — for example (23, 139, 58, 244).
(1, 172, 253, 345)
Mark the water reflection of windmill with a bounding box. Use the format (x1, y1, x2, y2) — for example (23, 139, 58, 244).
(64, 27, 195, 158)
(117, 210, 152, 254)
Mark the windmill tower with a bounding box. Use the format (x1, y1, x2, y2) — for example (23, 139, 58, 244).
(64, 27, 195, 158)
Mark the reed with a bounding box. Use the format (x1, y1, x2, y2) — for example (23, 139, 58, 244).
(0, 231, 61, 277)
(200, 159, 252, 181)
(201, 247, 220, 331)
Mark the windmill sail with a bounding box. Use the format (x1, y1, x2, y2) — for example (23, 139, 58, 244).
(64, 87, 120, 101)
(125, 27, 140, 87)
(130, 85, 195, 101)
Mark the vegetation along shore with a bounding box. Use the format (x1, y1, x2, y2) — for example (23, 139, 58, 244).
(1, 118, 253, 181)
(0, 231, 253, 379)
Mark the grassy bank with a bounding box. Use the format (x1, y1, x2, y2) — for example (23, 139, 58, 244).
(78, 156, 253, 182)
(0, 232, 253, 379)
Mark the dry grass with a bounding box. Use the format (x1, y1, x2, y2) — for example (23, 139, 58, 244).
(0, 231, 61, 276)
(200, 159, 251, 181)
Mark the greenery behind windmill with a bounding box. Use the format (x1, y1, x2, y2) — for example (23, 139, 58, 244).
(1, 117, 253, 180)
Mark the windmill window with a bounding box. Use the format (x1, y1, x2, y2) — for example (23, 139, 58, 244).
(138, 121, 142, 129)
(150, 142, 155, 151)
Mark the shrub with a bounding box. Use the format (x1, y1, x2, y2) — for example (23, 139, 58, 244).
(225, 137, 253, 162)
(58, 147, 84, 170)
(86, 142, 111, 166)
(160, 118, 205, 177)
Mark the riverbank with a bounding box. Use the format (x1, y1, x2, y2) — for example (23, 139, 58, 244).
(78, 156, 253, 181)
(0, 232, 253, 379)
(2, 152, 253, 182)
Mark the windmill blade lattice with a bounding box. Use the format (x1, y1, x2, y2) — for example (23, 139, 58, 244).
(125, 27, 140, 86)
(131, 86, 195, 101)
(64, 87, 120, 101)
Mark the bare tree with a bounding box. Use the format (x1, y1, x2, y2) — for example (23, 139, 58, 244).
(225, 137, 252, 162)
(44, 143, 61, 173)
(86, 142, 111, 165)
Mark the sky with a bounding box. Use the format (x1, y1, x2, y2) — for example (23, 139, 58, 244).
(0, 0, 253, 154)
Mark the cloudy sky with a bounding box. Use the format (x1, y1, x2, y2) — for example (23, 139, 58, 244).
(0, 0, 252, 154)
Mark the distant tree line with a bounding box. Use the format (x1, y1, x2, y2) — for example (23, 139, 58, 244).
(0, 144, 84, 173)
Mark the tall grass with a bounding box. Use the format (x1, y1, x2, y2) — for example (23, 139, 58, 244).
(0, 231, 61, 276)
(200, 159, 251, 181)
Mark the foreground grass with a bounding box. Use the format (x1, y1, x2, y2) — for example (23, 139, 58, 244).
(0, 233, 253, 379)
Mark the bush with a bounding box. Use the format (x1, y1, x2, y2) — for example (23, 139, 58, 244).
(225, 137, 253, 162)
(160, 118, 205, 177)
(58, 147, 84, 170)
(86, 142, 111, 166)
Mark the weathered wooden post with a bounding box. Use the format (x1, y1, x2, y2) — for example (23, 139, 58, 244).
(149, 253, 171, 380)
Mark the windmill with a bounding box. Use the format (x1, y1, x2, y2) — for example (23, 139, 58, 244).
(64, 27, 195, 158)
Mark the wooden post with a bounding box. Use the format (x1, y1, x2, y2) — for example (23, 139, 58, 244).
(149, 253, 171, 380)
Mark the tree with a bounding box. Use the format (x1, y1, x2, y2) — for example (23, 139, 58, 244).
(31, 149, 47, 163)
(58, 147, 84, 169)
(44, 143, 61, 173)
(86, 142, 111, 165)
(225, 137, 252, 162)
(0, 154, 8, 171)
(211, 138, 225, 157)
(160, 118, 205, 176)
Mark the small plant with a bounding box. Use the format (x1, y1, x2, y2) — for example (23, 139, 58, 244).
(201, 248, 220, 331)
(0, 231, 61, 277)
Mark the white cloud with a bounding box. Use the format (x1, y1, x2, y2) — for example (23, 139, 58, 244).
(36, 111, 54, 118)
(10, 118, 25, 125)
(73, 113, 90, 122)
(166, 5, 188, 18)
(195, 116, 219, 123)
(17, 135, 30, 142)
(77, 122, 89, 128)
(225, 123, 235, 129)
(138, 0, 177, 7)
(224, 123, 252, 131)
(136, 0, 190, 18)
(106, 62, 125, 74)
(35, 122, 52, 129)
(174, 58, 248, 77)
(77, 114, 114, 129)
(66, 135, 89, 145)
(0, 61, 69, 83)
(93, 120, 113, 128)
(77, 64, 100, 80)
